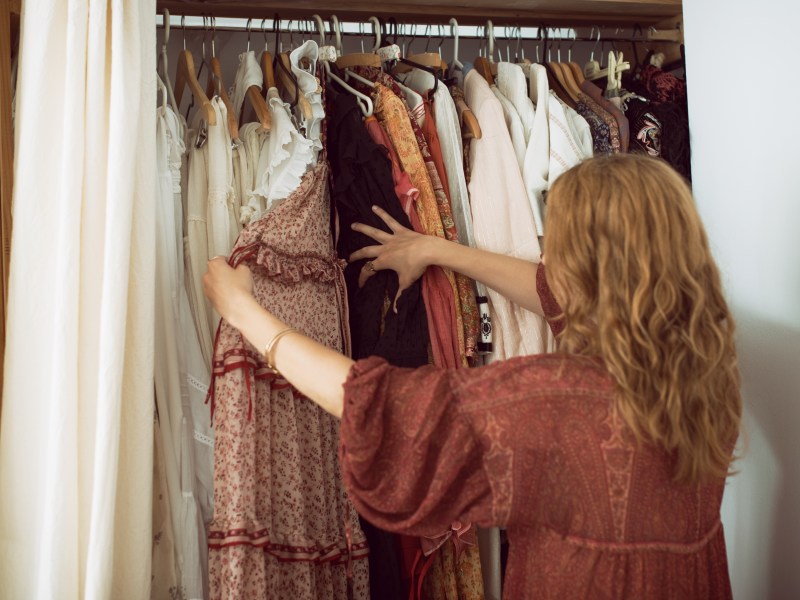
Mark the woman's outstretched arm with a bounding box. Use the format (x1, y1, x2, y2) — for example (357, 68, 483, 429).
(203, 259, 353, 418)
(203, 206, 546, 419)
(350, 205, 544, 316)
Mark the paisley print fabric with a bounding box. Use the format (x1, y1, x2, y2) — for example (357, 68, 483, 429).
(339, 265, 734, 600)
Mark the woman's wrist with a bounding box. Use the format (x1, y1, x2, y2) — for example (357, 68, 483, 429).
(421, 234, 448, 269)
(227, 292, 264, 331)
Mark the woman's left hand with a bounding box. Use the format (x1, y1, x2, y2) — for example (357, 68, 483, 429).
(203, 257, 255, 328)
(350, 205, 434, 304)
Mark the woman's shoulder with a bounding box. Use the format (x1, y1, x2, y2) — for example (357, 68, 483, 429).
(453, 353, 616, 411)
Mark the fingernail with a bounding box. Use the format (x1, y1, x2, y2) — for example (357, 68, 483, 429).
(372, 205, 378, 211)
(351, 223, 357, 229)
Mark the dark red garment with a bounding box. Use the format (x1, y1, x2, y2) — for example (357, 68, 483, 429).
(420, 95, 451, 203)
(641, 63, 688, 104)
(339, 264, 734, 599)
(364, 109, 462, 372)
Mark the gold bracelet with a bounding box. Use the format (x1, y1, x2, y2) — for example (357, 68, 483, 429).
(263, 327, 298, 373)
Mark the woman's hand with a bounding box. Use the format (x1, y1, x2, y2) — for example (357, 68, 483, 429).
(350, 205, 437, 305)
(203, 257, 256, 329)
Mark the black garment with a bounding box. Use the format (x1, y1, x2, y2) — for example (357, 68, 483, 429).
(328, 92, 430, 368)
(328, 91, 431, 600)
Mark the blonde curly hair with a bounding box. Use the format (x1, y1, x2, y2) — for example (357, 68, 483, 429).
(544, 154, 741, 484)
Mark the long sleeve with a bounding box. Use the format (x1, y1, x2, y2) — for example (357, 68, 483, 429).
(339, 357, 495, 538)
(523, 64, 551, 237)
(536, 263, 565, 337)
(491, 86, 527, 170)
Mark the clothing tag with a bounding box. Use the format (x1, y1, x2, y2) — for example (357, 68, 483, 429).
(476, 295, 493, 354)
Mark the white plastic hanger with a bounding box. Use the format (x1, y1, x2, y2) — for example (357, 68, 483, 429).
(450, 18, 463, 70)
(487, 20, 495, 64)
(157, 71, 169, 112)
(315, 14, 374, 118)
(159, 10, 179, 112)
(330, 15, 343, 57)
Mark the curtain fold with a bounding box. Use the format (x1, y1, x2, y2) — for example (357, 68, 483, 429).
(0, 1, 156, 598)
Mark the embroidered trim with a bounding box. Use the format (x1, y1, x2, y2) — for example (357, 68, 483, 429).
(208, 526, 370, 565)
(193, 430, 213, 447)
(543, 519, 722, 554)
(187, 374, 209, 396)
(600, 407, 636, 541)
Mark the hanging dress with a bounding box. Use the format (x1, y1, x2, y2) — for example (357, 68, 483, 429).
(206, 161, 370, 599)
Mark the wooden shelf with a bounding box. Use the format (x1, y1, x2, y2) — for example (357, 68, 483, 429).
(157, 0, 682, 26)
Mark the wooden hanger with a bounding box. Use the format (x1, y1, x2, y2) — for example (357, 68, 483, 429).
(393, 52, 447, 74)
(553, 61, 581, 102)
(558, 30, 584, 100)
(236, 19, 271, 132)
(455, 96, 482, 139)
(474, 21, 496, 85)
(544, 62, 576, 108)
(245, 85, 271, 131)
(276, 52, 313, 121)
(568, 62, 585, 88)
(336, 16, 382, 70)
(336, 53, 381, 69)
(260, 50, 276, 89)
(545, 29, 577, 102)
(474, 57, 495, 85)
(175, 48, 216, 126)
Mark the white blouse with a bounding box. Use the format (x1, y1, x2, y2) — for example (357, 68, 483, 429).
(465, 70, 553, 359)
(289, 40, 325, 162)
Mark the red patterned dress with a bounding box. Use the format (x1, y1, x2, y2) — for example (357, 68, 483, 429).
(207, 162, 370, 599)
(338, 264, 733, 599)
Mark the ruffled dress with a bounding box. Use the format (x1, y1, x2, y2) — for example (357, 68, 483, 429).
(206, 161, 370, 599)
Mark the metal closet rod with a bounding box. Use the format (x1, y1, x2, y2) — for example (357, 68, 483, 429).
(155, 14, 675, 44)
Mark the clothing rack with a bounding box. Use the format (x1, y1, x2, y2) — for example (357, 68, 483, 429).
(157, 14, 682, 46)
(157, 14, 683, 72)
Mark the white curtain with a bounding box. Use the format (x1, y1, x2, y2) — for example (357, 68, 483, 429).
(0, 1, 156, 598)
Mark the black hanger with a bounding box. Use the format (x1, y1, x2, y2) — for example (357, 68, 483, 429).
(395, 56, 441, 93)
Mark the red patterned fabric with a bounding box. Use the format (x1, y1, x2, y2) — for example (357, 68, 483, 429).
(339, 264, 733, 599)
(208, 162, 370, 599)
(641, 63, 688, 104)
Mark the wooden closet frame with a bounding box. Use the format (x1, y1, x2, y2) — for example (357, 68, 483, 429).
(0, 0, 19, 418)
(158, 0, 682, 26)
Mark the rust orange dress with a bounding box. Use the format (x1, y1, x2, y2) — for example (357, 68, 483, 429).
(339, 264, 734, 600)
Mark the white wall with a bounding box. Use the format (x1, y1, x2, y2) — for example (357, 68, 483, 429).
(683, 2, 800, 598)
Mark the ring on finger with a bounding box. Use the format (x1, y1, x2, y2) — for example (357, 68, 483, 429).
(366, 260, 376, 272)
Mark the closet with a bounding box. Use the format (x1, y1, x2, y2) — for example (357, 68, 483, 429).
(0, 1, 690, 599)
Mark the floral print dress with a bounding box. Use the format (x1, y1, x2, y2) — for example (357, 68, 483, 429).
(206, 161, 370, 599)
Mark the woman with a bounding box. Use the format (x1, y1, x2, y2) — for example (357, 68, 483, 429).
(204, 154, 741, 598)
